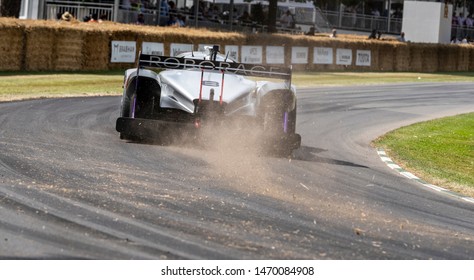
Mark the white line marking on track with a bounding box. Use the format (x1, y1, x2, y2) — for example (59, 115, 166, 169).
(299, 183, 310, 190)
(376, 149, 474, 205)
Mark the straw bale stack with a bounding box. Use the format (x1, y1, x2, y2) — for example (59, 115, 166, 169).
(82, 29, 110, 71)
(469, 47, 474, 70)
(0, 19, 25, 71)
(408, 44, 424, 72)
(456, 45, 471, 71)
(53, 24, 84, 71)
(1, 18, 474, 73)
(24, 22, 56, 71)
(363, 41, 380, 71)
(438, 45, 458, 72)
(393, 44, 410, 71)
(420, 44, 439, 72)
(376, 42, 395, 71)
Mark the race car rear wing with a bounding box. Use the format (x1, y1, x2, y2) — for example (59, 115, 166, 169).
(138, 54, 292, 81)
(136, 53, 292, 106)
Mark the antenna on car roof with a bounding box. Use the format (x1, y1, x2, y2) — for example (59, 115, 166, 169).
(211, 45, 219, 62)
(225, 51, 229, 61)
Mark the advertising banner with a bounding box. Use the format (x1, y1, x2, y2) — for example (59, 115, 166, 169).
(356, 50, 371, 66)
(170, 43, 193, 56)
(111, 41, 136, 63)
(336, 48, 352, 65)
(241, 46, 263, 64)
(142, 42, 164, 56)
(266, 46, 285, 64)
(314, 47, 333, 64)
(291, 47, 308, 64)
(224, 45, 239, 61)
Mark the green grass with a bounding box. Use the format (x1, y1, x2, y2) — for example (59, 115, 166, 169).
(375, 113, 474, 195)
(293, 71, 474, 87)
(0, 71, 124, 101)
(2, 71, 474, 101)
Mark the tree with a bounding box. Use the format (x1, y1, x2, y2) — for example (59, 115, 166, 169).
(252, 3, 265, 25)
(1, 0, 21, 17)
(267, 0, 278, 33)
(341, 0, 362, 7)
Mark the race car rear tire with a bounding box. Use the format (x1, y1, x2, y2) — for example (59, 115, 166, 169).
(262, 101, 299, 157)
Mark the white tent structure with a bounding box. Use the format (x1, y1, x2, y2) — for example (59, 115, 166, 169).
(20, 0, 45, 19)
(402, 0, 453, 43)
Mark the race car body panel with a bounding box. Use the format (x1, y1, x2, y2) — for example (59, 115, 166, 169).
(159, 69, 256, 115)
(116, 46, 301, 155)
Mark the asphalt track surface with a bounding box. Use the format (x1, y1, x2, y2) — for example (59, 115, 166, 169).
(0, 83, 473, 259)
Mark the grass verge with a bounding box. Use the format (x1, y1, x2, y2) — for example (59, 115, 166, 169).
(294, 71, 474, 87)
(0, 71, 124, 102)
(374, 113, 474, 197)
(2, 71, 474, 101)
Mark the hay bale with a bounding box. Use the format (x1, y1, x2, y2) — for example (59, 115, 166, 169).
(24, 25, 55, 71)
(421, 44, 438, 72)
(0, 21, 25, 71)
(408, 44, 423, 72)
(82, 30, 110, 71)
(377, 42, 395, 71)
(393, 44, 409, 71)
(53, 27, 84, 71)
(2, 18, 474, 73)
(457, 45, 470, 71)
(438, 45, 458, 72)
(469, 47, 474, 71)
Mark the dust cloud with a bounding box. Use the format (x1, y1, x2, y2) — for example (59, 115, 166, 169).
(173, 120, 279, 195)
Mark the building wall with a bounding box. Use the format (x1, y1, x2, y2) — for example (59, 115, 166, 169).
(402, 1, 452, 44)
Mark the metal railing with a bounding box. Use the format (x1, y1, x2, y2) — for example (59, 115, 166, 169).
(320, 10, 402, 34)
(452, 26, 474, 41)
(45, 0, 114, 21)
(314, 7, 332, 33)
(45, 2, 409, 36)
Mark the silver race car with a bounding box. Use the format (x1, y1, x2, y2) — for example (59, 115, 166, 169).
(116, 46, 301, 156)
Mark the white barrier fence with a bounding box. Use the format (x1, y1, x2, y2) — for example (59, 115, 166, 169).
(111, 41, 373, 68)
